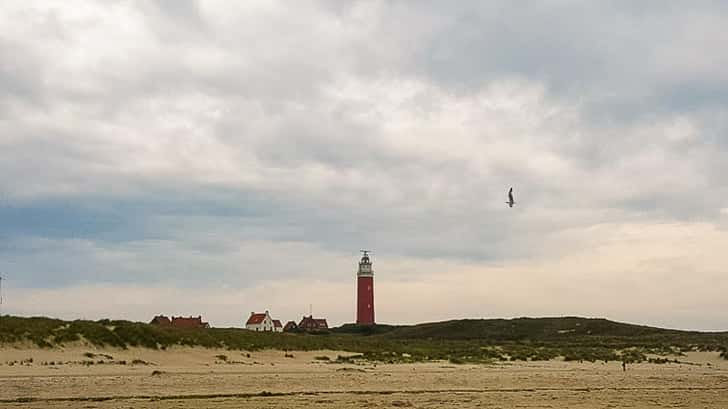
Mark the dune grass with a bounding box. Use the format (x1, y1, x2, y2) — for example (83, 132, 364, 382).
(2, 315, 727, 363)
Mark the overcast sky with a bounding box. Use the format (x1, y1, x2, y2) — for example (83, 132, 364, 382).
(1, 1, 728, 330)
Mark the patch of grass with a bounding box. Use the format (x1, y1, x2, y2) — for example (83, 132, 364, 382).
(648, 357, 678, 364)
(563, 347, 619, 363)
(331, 324, 399, 335)
(3, 315, 728, 366)
(619, 348, 647, 363)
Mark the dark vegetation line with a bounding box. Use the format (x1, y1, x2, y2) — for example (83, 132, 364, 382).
(1, 315, 727, 364)
(3, 386, 728, 404)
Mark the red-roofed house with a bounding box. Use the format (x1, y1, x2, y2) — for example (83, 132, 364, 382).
(245, 310, 282, 332)
(171, 315, 210, 329)
(151, 315, 209, 328)
(298, 315, 328, 331)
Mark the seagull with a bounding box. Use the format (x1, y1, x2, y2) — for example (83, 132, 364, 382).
(506, 187, 515, 208)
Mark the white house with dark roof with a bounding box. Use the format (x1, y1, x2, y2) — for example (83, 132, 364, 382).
(245, 310, 282, 332)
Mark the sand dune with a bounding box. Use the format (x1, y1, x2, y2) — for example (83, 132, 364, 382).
(2, 345, 727, 408)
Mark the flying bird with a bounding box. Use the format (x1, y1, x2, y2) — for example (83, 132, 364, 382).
(506, 187, 515, 208)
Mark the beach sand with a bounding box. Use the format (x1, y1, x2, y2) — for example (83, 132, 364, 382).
(1, 345, 727, 408)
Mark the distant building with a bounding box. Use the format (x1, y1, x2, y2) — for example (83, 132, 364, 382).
(150, 315, 209, 328)
(298, 315, 329, 331)
(150, 315, 171, 326)
(171, 315, 210, 329)
(245, 310, 282, 332)
(273, 319, 283, 332)
(283, 321, 298, 332)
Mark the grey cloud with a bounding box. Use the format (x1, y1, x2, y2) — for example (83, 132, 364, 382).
(1, 1, 727, 329)
(404, 2, 728, 120)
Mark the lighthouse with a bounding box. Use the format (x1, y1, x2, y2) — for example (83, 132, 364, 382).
(356, 250, 375, 325)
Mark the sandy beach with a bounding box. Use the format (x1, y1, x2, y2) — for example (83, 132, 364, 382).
(1, 345, 727, 408)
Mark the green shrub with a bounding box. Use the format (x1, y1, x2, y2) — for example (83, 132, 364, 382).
(648, 357, 674, 364)
(3, 315, 728, 366)
(619, 349, 646, 363)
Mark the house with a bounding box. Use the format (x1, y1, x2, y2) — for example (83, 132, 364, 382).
(150, 315, 172, 326)
(283, 321, 298, 332)
(150, 315, 209, 328)
(298, 315, 328, 331)
(171, 315, 210, 329)
(273, 320, 283, 332)
(245, 310, 282, 332)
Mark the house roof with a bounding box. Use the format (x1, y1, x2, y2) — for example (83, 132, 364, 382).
(298, 315, 328, 328)
(246, 313, 267, 325)
(273, 320, 282, 328)
(170, 316, 208, 328)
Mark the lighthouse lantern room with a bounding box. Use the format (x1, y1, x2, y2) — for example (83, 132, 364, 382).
(356, 250, 375, 325)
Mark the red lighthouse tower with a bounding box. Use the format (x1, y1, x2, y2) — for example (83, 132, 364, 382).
(356, 250, 375, 325)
